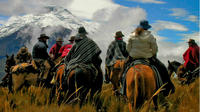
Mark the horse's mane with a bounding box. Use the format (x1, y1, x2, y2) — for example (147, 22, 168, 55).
(170, 60, 181, 67)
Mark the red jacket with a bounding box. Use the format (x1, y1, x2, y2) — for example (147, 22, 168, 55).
(49, 43, 62, 59)
(59, 43, 73, 58)
(183, 45, 200, 68)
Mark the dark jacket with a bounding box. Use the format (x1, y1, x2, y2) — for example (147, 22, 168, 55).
(106, 39, 129, 66)
(32, 40, 49, 60)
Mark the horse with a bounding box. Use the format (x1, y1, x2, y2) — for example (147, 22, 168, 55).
(107, 60, 125, 95)
(0, 54, 16, 92)
(4, 54, 55, 92)
(168, 60, 199, 84)
(49, 62, 103, 106)
(126, 63, 158, 112)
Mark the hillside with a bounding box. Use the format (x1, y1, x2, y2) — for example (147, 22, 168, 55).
(0, 77, 199, 112)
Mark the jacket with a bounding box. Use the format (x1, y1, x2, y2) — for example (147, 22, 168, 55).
(32, 40, 49, 60)
(183, 45, 200, 68)
(59, 43, 73, 58)
(127, 30, 158, 59)
(106, 39, 129, 66)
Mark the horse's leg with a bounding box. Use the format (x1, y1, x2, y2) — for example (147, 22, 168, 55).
(8, 73, 13, 93)
(110, 69, 121, 96)
(49, 84, 56, 104)
(153, 95, 158, 111)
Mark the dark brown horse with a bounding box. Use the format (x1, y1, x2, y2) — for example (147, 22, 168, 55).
(49, 63, 103, 106)
(126, 64, 158, 112)
(168, 60, 199, 84)
(0, 54, 16, 92)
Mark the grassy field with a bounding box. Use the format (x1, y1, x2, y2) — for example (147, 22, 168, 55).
(0, 77, 199, 112)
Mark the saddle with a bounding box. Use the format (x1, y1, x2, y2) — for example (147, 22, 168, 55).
(121, 59, 163, 95)
(11, 62, 38, 74)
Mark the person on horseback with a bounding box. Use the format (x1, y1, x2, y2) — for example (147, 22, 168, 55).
(15, 46, 32, 64)
(183, 39, 199, 73)
(49, 37, 63, 61)
(32, 34, 55, 82)
(64, 26, 102, 85)
(59, 36, 75, 58)
(105, 31, 129, 83)
(124, 20, 175, 96)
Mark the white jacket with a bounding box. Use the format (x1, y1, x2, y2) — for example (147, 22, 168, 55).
(127, 30, 158, 59)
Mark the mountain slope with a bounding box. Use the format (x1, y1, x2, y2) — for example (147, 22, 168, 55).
(0, 5, 99, 78)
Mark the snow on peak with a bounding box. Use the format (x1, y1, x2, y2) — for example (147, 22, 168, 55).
(0, 6, 99, 38)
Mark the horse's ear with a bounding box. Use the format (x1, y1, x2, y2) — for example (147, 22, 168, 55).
(11, 54, 14, 58)
(168, 60, 171, 65)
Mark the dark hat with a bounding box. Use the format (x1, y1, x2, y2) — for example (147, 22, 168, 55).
(38, 34, 49, 39)
(69, 36, 75, 41)
(78, 27, 88, 34)
(187, 39, 196, 44)
(138, 20, 151, 30)
(56, 37, 63, 42)
(115, 31, 124, 38)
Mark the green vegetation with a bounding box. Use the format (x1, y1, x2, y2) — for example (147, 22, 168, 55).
(0, 78, 199, 112)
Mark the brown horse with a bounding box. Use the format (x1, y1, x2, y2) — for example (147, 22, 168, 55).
(126, 64, 157, 112)
(108, 60, 125, 95)
(4, 54, 55, 92)
(49, 63, 103, 106)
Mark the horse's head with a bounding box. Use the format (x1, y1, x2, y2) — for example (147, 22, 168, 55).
(5, 54, 16, 70)
(167, 60, 181, 77)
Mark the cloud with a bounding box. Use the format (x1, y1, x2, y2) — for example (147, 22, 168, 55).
(90, 6, 146, 67)
(169, 8, 188, 17)
(68, 0, 117, 20)
(169, 8, 198, 23)
(181, 32, 200, 43)
(185, 15, 198, 22)
(0, 0, 73, 16)
(152, 20, 188, 32)
(128, 0, 165, 4)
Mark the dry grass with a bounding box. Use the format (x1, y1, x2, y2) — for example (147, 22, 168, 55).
(0, 77, 199, 112)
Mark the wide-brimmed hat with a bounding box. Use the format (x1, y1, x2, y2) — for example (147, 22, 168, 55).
(78, 27, 88, 34)
(56, 37, 63, 42)
(187, 39, 196, 44)
(115, 31, 124, 38)
(38, 34, 49, 39)
(138, 20, 151, 30)
(68, 36, 75, 41)
(19, 46, 28, 54)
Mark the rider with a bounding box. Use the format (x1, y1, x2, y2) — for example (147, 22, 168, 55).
(125, 20, 175, 95)
(59, 36, 75, 58)
(32, 34, 54, 81)
(105, 31, 129, 83)
(183, 39, 199, 72)
(15, 46, 32, 64)
(49, 37, 63, 61)
(64, 26, 102, 84)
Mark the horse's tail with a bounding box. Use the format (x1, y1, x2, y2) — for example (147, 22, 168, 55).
(133, 67, 146, 109)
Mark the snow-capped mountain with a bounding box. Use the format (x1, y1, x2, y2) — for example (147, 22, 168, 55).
(0, 5, 99, 55)
(0, 5, 99, 38)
